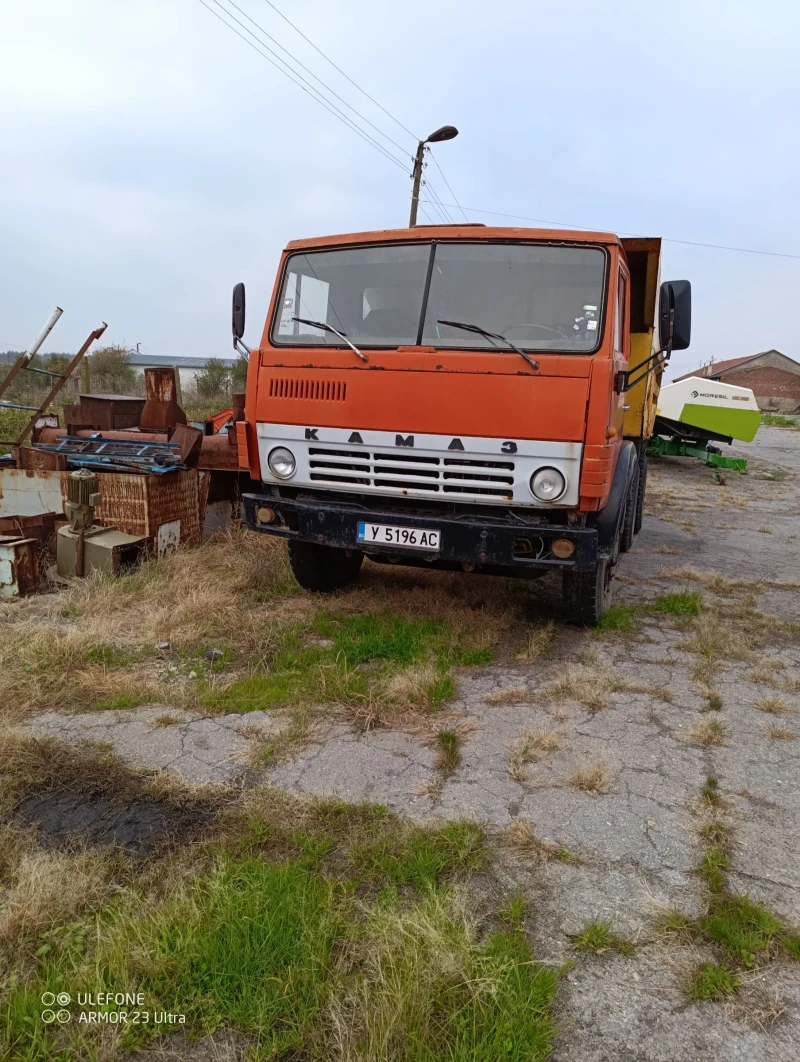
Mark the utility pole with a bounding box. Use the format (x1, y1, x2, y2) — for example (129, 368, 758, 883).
(408, 125, 459, 227)
(409, 141, 427, 228)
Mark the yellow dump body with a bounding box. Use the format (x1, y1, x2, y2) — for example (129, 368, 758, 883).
(621, 238, 663, 442)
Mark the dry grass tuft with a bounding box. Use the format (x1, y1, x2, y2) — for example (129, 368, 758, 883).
(568, 758, 611, 795)
(766, 725, 796, 741)
(507, 728, 564, 781)
(542, 660, 626, 713)
(484, 687, 529, 706)
(685, 718, 727, 746)
(0, 848, 116, 957)
(658, 566, 763, 596)
(500, 819, 573, 863)
(515, 622, 556, 662)
(381, 662, 445, 711)
(726, 984, 786, 1030)
(755, 698, 795, 716)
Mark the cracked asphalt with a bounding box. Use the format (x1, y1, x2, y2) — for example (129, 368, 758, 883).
(25, 424, 800, 1060)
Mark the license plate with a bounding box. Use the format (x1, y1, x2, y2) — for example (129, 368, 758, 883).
(357, 522, 441, 551)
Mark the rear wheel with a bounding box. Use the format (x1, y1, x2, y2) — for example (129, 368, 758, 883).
(633, 450, 648, 535)
(562, 557, 614, 627)
(288, 540, 363, 592)
(619, 460, 640, 553)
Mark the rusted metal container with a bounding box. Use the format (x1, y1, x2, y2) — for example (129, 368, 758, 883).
(0, 468, 201, 555)
(140, 368, 186, 430)
(0, 536, 39, 597)
(77, 394, 146, 430)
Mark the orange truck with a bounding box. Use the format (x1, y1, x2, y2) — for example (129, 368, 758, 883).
(234, 225, 691, 624)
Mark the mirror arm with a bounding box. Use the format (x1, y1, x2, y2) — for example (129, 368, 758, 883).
(234, 337, 251, 358)
(615, 343, 672, 394)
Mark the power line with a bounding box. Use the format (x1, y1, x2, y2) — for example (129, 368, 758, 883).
(418, 200, 800, 260)
(422, 172, 454, 223)
(428, 149, 468, 222)
(219, 0, 412, 157)
(259, 0, 419, 141)
(256, 0, 466, 225)
(195, 0, 409, 173)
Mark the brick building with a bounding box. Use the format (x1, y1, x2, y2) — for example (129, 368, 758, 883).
(673, 349, 800, 412)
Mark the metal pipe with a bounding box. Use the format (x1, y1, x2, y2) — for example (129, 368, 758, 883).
(23, 307, 64, 365)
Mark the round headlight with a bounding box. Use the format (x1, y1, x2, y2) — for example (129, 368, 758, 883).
(530, 467, 566, 502)
(267, 446, 296, 479)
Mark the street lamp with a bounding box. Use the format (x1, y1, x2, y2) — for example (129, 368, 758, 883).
(409, 125, 459, 227)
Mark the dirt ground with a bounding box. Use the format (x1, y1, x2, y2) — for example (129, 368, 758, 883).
(12, 424, 800, 1060)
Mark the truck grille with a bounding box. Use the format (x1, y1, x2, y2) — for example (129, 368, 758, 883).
(269, 377, 347, 402)
(308, 447, 515, 501)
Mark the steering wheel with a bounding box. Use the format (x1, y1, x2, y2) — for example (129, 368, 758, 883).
(500, 322, 571, 342)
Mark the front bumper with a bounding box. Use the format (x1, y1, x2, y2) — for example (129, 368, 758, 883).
(242, 494, 599, 572)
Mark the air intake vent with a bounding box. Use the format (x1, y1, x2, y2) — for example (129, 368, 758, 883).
(269, 378, 347, 402)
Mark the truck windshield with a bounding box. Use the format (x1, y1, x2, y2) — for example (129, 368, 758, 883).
(272, 242, 606, 352)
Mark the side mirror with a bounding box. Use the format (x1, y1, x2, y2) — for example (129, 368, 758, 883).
(659, 279, 691, 351)
(232, 282, 246, 341)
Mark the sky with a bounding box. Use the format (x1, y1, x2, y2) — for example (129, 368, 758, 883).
(1, 0, 799, 381)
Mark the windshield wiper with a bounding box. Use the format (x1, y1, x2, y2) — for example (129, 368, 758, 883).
(292, 317, 369, 363)
(437, 319, 540, 371)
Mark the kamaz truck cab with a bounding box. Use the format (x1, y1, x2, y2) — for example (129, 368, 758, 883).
(234, 224, 691, 624)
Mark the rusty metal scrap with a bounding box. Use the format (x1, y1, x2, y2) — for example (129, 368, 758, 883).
(0, 536, 39, 597)
(140, 367, 187, 431)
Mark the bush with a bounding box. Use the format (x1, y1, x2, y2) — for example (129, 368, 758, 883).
(195, 357, 232, 398)
(88, 345, 136, 394)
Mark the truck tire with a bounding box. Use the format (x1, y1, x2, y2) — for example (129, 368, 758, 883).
(562, 558, 614, 627)
(633, 451, 648, 535)
(288, 541, 364, 592)
(619, 459, 640, 553)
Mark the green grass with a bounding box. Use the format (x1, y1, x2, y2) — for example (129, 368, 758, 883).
(704, 691, 723, 711)
(650, 591, 703, 616)
(700, 776, 721, 806)
(93, 693, 145, 711)
(686, 961, 740, 1001)
(204, 612, 490, 714)
(595, 604, 637, 632)
(761, 414, 797, 427)
(698, 844, 729, 893)
(0, 811, 557, 1061)
(570, 918, 634, 956)
(352, 820, 486, 888)
(436, 729, 461, 773)
(701, 894, 784, 968)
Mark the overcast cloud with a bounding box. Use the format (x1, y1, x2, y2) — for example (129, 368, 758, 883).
(2, 0, 799, 380)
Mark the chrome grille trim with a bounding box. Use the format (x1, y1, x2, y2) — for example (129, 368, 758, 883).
(257, 424, 583, 507)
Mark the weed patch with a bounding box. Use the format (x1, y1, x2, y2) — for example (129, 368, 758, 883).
(500, 820, 574, 864)
(568, 759, 611, 795)
(570, 918, 633, 956)
(508, 728, 564, 781)
(650, 591, 703, 616)
(687, 961, 740, 1001)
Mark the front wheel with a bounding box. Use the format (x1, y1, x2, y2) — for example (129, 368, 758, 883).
(288, 540, 363, 592)
(562, 558, 614, 626)
(619, 460, 640, 554)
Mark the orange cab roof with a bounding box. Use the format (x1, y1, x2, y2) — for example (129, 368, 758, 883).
(285, 225, 621, 251)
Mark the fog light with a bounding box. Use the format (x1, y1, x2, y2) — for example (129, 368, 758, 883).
(552, 538, 575, 559)
(267, 446, 296, 479)
(530, 466, 566, 502)
(256, 506, 275, 524)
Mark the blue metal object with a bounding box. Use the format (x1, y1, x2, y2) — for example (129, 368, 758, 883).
(31, 435, 185, 475)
